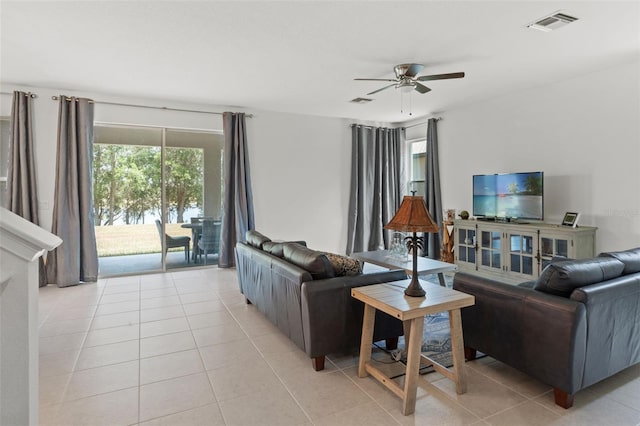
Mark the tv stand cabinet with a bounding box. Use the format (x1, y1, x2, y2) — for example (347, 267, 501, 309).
(453, 220, 597, 284)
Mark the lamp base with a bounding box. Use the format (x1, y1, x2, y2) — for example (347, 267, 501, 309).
(404, 276, 426, 297)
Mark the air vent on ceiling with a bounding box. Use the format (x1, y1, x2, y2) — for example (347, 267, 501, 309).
(527, 11, 578, 32)
(349, 98, 373, 104)
(350, 97, 373, 104)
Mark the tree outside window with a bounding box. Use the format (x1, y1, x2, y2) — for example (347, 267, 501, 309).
(93, 144, 204, 226)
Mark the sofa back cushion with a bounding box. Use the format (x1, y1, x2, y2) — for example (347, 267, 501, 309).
(598, 247, 640, 275)
(246, 230, 271, 249)
(262, 241, 307, 258)
(282, 243, 335, 280)
(534, 257, 625, 297)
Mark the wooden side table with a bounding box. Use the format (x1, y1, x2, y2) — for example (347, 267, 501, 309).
(352, 280, 475, 415)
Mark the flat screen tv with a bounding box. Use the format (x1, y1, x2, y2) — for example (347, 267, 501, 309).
(473, 171, 544, 220)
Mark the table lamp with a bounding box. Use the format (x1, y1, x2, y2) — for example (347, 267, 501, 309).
(384, 194, 440, 297)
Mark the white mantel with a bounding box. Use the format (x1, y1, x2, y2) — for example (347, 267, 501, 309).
(0, 207, 62, 426)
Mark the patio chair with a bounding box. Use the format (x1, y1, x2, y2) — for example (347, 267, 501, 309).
(197, 219, 221, 264)
(188, 217, 215, 260)
(155, 219, 190, 263)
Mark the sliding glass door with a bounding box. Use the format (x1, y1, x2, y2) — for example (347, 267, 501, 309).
(164, 129, 224, 268)
(94, 124, 223, 277)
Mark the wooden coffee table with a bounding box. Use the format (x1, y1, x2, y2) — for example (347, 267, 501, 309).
(352, 281, 474, 415)
(351, 250, 457, 286)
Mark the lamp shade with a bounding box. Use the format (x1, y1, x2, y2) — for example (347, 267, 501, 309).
(384, 195, 440, 233)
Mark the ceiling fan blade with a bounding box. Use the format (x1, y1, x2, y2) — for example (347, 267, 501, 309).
(354, 78, 397, 82)
(417, 72, 465, 81)
(414, 82, 431, 94)
(404, 64, 424, 78)
(367, 84, 396, 95)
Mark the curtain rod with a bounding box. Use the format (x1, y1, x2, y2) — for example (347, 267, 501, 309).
(1, 91, 38, 98)
(351, 124, 406, 130)
(50, 96, 253, 118)
(404, 117, 442, 129)
(352, 116, 441, 130)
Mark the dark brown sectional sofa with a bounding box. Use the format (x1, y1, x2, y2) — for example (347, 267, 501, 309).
(235, 230, 407, 370)
(453, 248, 640, 408)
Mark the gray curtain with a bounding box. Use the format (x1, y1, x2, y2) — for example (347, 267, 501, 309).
(424, 118, 443, 259)
(46, 96, 98, 287)
(7, 91, 47, 287)
(346, 125, 404, 254)
(218, 112, 254, 268)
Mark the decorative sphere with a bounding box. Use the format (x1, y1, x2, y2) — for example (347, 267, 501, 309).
(459, 210, 470, 220)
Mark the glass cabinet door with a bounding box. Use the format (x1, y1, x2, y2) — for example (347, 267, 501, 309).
(508, 233, 535, 277)
(480, 230, 501, 270)
(457, 227, 476, 265)
(540, 235, 570, 270)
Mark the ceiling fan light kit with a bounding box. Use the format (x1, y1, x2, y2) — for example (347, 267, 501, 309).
(394, 63, 423, 79)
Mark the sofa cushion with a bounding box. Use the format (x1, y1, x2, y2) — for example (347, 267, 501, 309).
(324, 252, 363, 277)
(262, 240, 307, 258)
(283, 243, 335, 280)
(245, 230, 271, 249)
(598, 247, 640, 275)
(534, 257, 626, 297)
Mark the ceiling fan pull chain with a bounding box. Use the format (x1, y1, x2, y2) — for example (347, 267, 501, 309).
(409, 91, 413, 116)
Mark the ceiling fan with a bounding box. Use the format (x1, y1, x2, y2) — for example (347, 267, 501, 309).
(355, 63, 465, 95)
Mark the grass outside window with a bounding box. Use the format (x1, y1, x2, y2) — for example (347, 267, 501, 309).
(95, 223, 192, 257)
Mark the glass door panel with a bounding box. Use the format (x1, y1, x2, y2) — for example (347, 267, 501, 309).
(541, 238, 553, 257)
(509, 234, 535, 277)
(540, 235, 570, 271)
(457, 227, 476, 265)
(165, 129, 224, 268)
(480, 230, 501, 269)
(556, 240, 569, 257)
(93, 126, 163, 276)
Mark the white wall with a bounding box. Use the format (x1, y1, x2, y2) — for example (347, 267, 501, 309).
(0, 86, 354, 254)
(436, 59, 640, 252)
(247, 111, 352, 253)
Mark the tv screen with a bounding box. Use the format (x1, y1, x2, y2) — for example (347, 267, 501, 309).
(473, 171, 544, 220)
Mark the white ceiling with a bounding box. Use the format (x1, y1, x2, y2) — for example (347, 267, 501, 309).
(2, 1, 639, 123)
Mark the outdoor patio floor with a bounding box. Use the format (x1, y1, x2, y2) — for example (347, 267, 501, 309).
(99, 251, 219, 277)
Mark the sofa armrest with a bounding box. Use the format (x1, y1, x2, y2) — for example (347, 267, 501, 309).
(300, 270, 407, 358)
(453, 273, 587, 394)
(570, 274, 640, 388)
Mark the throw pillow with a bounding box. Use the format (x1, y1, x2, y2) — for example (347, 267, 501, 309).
(323, 252, 363, 277)
(245, 230, 271, 249)
(282, 243, 335, 280)
(262, 240, 307, 258)
(598, 247, 640, 275)
(534, 257, 625, 297)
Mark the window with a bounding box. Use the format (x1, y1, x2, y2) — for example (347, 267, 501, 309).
(407, 139, 426, 195)
(0, 117, 10, 208)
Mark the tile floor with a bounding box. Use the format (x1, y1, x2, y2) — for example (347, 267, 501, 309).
(38, 268, 640, 426)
